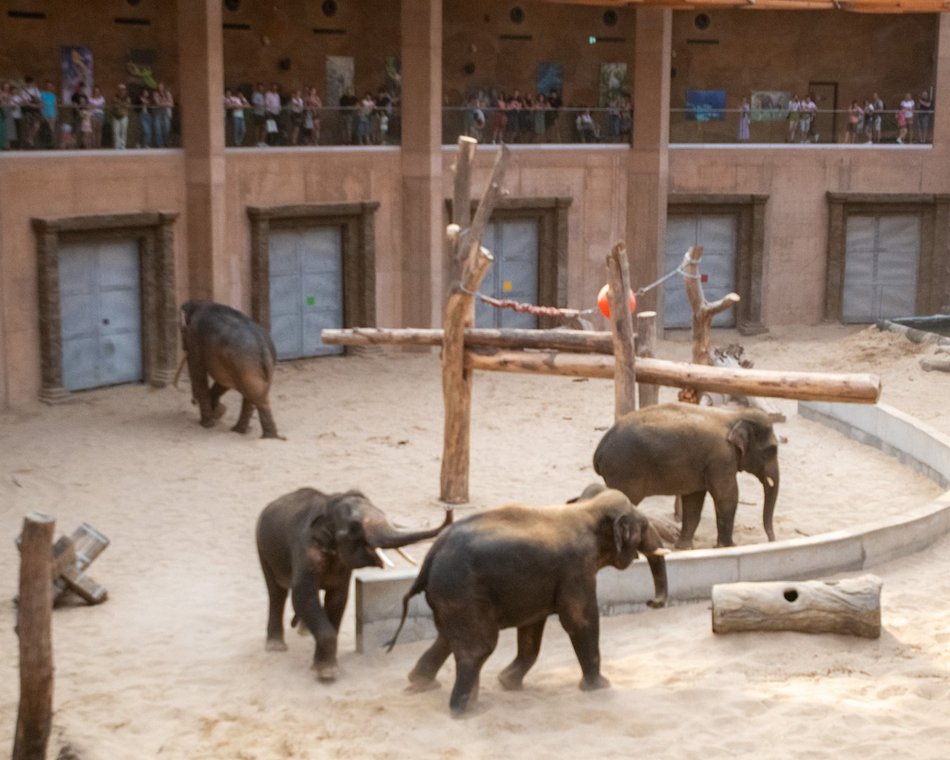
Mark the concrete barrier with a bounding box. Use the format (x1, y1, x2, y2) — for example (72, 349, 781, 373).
(355, 401, 950, 652)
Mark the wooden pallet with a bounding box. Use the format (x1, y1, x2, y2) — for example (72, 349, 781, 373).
(16, 522, 109, 605)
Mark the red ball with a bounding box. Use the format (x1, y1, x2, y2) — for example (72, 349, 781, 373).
(597, 284, 637, 318)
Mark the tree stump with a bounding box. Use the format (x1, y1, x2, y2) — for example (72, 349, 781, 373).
(711, 575, 883, 639)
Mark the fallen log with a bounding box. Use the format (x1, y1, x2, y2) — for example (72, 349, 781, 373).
(463, 350, 882, 404)
(321, 326, 618, 354)
(711, 575, 882, 638)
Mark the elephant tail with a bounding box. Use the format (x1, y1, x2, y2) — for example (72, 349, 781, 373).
(384, 558, 432, 653)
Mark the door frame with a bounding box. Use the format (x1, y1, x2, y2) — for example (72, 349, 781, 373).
(32, 211, 179, 403)
(247, 202, 379, 351)
(825, 193, 950, 321)
(808, 81, 838, 144)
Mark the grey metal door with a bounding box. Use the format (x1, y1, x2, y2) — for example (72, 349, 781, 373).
(269, 227, 344, 360)
(59, 240, 143, 391)
(475, 219, 539, 329)
(663, 214, 738, 329)
(842, 215, 920, 323)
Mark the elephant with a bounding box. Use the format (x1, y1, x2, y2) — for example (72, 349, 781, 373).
(593, 402, 780, 550)
(256, 487, 453, 682)
(177, 299, 281, 439)
(386, 488, 668, 716)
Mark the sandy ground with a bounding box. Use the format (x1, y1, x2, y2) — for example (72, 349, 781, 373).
(2, 323, 950, 759)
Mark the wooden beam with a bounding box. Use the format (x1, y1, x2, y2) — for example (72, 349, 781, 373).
(464, 350, 881, 403)
(636, 311, 659, 407)
(322, 326, 618, 354)
(606, 243, 638, 419)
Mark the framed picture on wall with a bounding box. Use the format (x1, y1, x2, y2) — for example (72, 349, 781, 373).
(685, 90, 726, 121)
(751, 91, 791, 121)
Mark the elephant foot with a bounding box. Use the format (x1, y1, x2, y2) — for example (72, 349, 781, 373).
(579, 674, 611, 691)
(405, 677, 441, 694)
(497, 668, 525, 691)
(646, 597, 667, 609)
(674, 540, 695, 551)
(312, 661, 339, 682)
(199, 417, 216, 429)
(213, 403, 227, 420)
(260, 431, 286, 441)
(231, 423, 250, 435)
(265, 638, 287, 652)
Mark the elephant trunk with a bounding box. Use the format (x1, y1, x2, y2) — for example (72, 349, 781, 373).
(645, 553, 668, 609)
(761, 468, 780, 542)
(364, 508, 453, 549)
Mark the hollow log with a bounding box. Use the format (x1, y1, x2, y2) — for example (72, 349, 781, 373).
(636, 311, 659, 407)
(464, 351, 882, 404)
(321, 326, 618, 354)
(711, 575, 883, 638)
(606, 243, 637, 419)
(14, 513, 55, 760)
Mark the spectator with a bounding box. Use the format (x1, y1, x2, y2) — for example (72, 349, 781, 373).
(786, 93, 801, 142)
(224, 88, 249, 146)
(89, 85, 106, 148)
(251, 82, 267, 146)
(546, 87, 562, 141)
(20, 76, 42, 148)
(871, 92, 885, 143)
(374, 88, 393, 145)
(339, 87, 357, 144)
(137, 88, 153, 148)
(77, 94, 94, 149)
(533, 93, 547, 143)
(917, 89, 933, 144)
(264, 82, 282, 145)
(897, 92, 914, 144)
(576, 108, 599, 143)
(845, 100, 863, 144)
(738, 96, 751, 142)
(800, 94, 817, 142)
(467, 94, 485, 141)
(356, 91, 374, 145)
(111, 83, 131, 149)
(491, 93, 507, 144)
(862, 99, 876, 144)
(153, 81, 174, 148)
(304, 86, 321, 145)
(289, 88, 305, 145)
(40, 81, 57, 149)
(0, 82, 12, 149)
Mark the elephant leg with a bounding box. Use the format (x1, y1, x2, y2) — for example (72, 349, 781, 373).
(498, 618, 546, 691)
(711, 482, 740, 548)
(209, 383, 228, 419)
(232, 397, 254, 434)
(324, 586, 348, 634)
(187, 356, 216, 428)
(558, 592, 609, 691)
(407, 632, 452, 693)
(256, 403, 281, 439)
(448, 622, 499, 716)
(676, 490, 707, 550)
(263, 571, 288, 652)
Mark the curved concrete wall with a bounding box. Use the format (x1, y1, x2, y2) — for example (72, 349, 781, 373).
(355, 401, 950, 651)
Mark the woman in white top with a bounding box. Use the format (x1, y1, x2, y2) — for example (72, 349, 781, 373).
(897, 93, 915, 144)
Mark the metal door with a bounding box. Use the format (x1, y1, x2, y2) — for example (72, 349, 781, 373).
(475, 219, 539, 329)
(269, 227, 344, 360)
(59, 240, 143, 391)
(663, 214, 738, 329)
(842, 214, 920, 323)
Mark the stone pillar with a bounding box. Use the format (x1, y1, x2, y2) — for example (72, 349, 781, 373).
(933, 15, 950, 309)
(626, 9, 672, 316)
(400, 0, 443, 328)
(177, 0, 228, 304)
(932, 14, 950, 150)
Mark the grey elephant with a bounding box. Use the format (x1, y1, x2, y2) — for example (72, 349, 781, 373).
(256, 487, 452, 682)
(178, 300, 281, 438)
(593, 402, 780, 550)
(387, 488, 668, 716)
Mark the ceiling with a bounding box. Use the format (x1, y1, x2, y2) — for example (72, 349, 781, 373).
(539, 0, 950, 13)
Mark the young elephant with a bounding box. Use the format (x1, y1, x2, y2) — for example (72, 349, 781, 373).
(256, 488, 453, 682)
(178, 300, 281, 438)
(594, 402, 780, 549)
(387, 488, 668, 715)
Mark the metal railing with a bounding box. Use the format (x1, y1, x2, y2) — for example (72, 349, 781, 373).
(441, 106, 632, 146)
(226, 105, 401, 147)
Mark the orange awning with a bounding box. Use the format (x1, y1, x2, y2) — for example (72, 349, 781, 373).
(540, 0, 950, 12)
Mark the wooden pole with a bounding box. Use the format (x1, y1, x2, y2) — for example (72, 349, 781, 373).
(464, 351, 882, 403)
(14, 513, 55, 760)
(606, 243, 638, 419)
(636, 311, 659, 407)
(322, 326, 619, 354)
(440, 143, 510, 504)
(711, 576, 883, 638)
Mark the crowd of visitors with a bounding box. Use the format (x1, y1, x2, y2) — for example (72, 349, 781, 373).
(0, 76, 175, 150)
(842, 90, 934, 144)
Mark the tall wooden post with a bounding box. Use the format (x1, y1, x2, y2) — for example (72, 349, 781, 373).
(606, 243, 638, 420)
(440, 143, 510, 503)
(14, 513, 55, 760)
(636, 310, 659, 407)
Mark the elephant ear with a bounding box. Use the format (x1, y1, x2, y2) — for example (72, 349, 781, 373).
(613, 513, 634, 557)
(309, 514, 336, 552)
(727, 419, 751, 462)
(637, 515, 666, 556)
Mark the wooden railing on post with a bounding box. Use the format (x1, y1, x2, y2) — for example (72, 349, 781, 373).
(13, 513, 55, 760)
(606, 243, 638, 420)
(636, 310, 659, 407)
(440, 141, 510, 504)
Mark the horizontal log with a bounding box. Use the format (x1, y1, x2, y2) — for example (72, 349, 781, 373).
(464, 351, 881, 404)
(711, 575, 882, 638)
(322, 327, 618, 354)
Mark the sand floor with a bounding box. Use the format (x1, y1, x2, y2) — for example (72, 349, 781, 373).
(2, 324, 950, 759)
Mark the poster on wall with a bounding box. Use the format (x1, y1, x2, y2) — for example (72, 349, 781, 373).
(751, 91, 790, 121)
(685, 90, 726, 121)
(327, 56, 354, 107)
(127, 49, 158, 93)
(599, 63, 628, 106)
(61, 46, 93, 103)
(536, 62, 563, 98)
(384, 56, 401, 98)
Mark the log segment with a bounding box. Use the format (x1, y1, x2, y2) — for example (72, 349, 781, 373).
(606, 243, 637, 419)
(711, 575, 883, 638)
